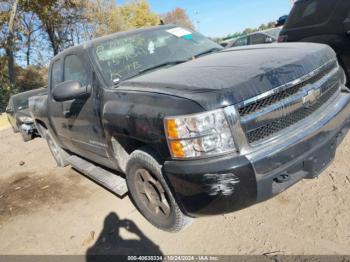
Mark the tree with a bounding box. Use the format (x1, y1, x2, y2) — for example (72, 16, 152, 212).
(22, 0, 86, 55)
(121, 0, 159, 29)
(162, 7, 194, 30)
(16, 65, 47, 92)
(84, 0, 128, 37)
(4, 0, 18, 86)
(84, 0, 159, 38)
(20, 11, 41, 66)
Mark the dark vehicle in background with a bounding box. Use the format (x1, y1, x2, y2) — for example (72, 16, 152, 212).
(30, 25, 350, 232)
(223, 28, 281, 48)
(276, 15, 288, 27)
(279, 0, 350, 84)
(6, 88, 47, 141)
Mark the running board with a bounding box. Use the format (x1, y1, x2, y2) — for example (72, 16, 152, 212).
(67, 155, 128, 197)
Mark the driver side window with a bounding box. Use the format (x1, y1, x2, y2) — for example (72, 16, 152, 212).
(64, 55, 88, 86)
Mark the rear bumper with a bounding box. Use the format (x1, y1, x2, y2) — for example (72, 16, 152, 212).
(163, 92, 350, 217)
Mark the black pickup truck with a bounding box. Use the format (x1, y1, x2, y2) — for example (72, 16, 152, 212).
(30, 25, 350, 232)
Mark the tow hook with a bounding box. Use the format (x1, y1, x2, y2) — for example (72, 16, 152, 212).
(274, 173, 290, 184)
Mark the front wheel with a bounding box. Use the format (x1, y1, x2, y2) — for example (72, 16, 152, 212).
(126, 149, 192, 232)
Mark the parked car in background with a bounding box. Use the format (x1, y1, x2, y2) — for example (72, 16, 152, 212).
(30, 25, 349, 232)
(276, 15, 288, 27)
(6, 88, 47, 141)
(224, 28, 281, 48)
(279, 0, 350, 84)
(219, 38, 237, 48)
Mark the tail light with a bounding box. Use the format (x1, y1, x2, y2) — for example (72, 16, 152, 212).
(278, 35, 288, 42)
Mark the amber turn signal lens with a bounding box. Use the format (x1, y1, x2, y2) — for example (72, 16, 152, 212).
(165, 119, 179, 139)
(169, 140, 185, 158)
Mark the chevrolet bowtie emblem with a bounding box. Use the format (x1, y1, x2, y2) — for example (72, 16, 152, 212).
(302, 88, 321, 106)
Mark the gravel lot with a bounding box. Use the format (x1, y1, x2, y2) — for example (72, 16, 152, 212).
(0, 126, 350, 256)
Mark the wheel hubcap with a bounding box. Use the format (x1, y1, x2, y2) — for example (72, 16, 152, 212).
(135, 169, 171, 219)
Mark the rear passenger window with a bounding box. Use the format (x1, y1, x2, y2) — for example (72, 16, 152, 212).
(51, 60, 62, 89)
(64, 55, 88, 86)
(286, 0, 337, 28)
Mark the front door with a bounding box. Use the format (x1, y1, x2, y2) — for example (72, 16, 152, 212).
(49, 52, 108, 160)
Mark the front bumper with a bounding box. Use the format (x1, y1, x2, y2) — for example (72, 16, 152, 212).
(163, 92, 350, 217)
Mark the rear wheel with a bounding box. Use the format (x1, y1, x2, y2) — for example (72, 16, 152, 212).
(126, 149, 192, 232)
(45, 130, 69, 167)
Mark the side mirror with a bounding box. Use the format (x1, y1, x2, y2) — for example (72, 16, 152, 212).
(53, 80, 91, 102)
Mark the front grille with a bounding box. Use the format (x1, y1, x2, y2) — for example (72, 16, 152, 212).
(237, 60, 341, 145)
(246, 83, 339, 143)
(238, 61, 337, 117)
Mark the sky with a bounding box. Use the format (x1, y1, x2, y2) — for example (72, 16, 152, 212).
(119, 0, 293, 37)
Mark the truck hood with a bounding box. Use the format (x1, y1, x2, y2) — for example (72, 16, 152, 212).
(121, 43, 336, 110)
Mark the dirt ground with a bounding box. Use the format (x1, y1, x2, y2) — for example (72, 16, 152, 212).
(0, 126, 350, 256)
(0, 114, 10, 131)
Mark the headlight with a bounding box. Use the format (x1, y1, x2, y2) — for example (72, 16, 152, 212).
(18, 116, 33, 123)
(164, 109, 236, 159)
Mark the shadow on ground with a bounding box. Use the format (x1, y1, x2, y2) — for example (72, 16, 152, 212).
(86, 212, 162, 261)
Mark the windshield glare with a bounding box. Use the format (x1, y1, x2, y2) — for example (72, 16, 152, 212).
(90, 27, 222, 85)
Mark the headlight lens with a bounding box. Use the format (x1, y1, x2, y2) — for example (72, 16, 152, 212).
(164, 109, 236, 159)
(19, 116, 33, 123)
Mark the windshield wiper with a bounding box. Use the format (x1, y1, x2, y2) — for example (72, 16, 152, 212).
(195, 47, 222, 58)
(137, 60, 189, 75)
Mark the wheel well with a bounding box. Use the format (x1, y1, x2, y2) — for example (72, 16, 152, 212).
(110, 136, 162, 173)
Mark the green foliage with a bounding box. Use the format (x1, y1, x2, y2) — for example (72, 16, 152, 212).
(0, 56, 47, 110)
(16, 65, 47, 92)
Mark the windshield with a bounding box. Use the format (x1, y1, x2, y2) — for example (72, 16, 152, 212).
(90, 27, 222, 85)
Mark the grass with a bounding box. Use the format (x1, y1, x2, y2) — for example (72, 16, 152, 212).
(0, 113, 11, 131)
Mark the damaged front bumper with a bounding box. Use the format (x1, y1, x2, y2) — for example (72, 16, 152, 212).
(163, 92, 350, 217)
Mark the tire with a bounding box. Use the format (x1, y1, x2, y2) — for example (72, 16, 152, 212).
(45, 130, 69, 167)
(126, 149, 192, 232)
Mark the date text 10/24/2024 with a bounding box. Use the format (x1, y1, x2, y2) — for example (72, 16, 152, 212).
(127, 255, 220, 261)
